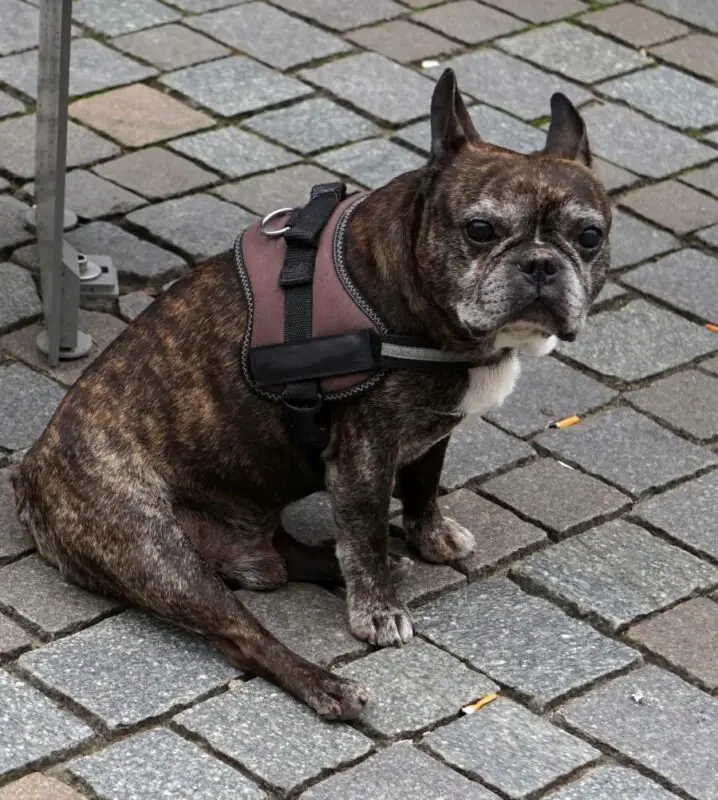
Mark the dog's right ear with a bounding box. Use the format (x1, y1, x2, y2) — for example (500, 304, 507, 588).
(430, 68, 481, 165)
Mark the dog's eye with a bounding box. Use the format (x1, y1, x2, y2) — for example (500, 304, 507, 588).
(466, 219, 497, 244)
(577, 226, 602, 249)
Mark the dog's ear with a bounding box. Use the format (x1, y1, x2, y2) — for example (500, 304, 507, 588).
(430, 68, 481, 164)
(544, 93, 591, 167)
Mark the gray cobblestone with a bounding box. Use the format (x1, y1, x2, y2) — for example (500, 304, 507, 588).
(680, 162, 718, 198)
(0, 263, 41, 333)
(581, 4, 688, 47)
(316, 139, 424, 189)
(112, 23, 230, 71)
(118, 291, 153, 322)
(269, 0, 404, 31)
(0, 613, 31, 657)
(642, 0, 718, 34)
(0, 469, 33, 565)
(72, 0, 180, 36)
(652, 32, 718, 83)
(0, 0, 40, 56)
(549, 766, 681, 800)
(609, 209, 679, 269)
(0, 196, 34, 250)
(0, 364, 65, 451)
(622, 181, 718, 235)
(593, 158, 638, 193)
(413, 1, 525, 44)
(481, 0, 587, 22)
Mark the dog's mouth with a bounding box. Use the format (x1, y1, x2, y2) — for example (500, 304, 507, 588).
(510, 298, 579, 341)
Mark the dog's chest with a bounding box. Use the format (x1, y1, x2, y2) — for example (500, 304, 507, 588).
(458, 354, 520, 416)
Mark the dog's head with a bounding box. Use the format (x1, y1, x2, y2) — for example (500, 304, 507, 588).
(415, 69, 611, 355)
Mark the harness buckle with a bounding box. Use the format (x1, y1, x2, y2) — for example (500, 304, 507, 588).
(281, 388, 330, 452)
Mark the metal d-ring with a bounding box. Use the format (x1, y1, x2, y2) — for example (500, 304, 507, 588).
(260, 207, 293, 238)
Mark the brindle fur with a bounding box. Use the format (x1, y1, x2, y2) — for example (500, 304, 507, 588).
(13, 71, 610, 719)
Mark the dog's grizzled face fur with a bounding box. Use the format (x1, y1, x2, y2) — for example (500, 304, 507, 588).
(417, 69, 611, 349)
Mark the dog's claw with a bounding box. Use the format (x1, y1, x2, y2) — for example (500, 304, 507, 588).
(349, 601, 414, 647)
(304, 674, 369, 720)
(412, 516, 476, 564)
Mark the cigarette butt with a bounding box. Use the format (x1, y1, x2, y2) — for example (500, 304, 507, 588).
(461, 692, 499, 715)
(705, 323, 718, 333)
(551, 415, 580, 429)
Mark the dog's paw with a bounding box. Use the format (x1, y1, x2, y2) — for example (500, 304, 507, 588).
(303, 673, 369, 721)
(412, 516, 476, 564)
(388, 553, 414, 582)
(349, 599, 414, 647)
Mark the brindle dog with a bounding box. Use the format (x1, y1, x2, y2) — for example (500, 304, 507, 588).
(13, 70, 610, 719)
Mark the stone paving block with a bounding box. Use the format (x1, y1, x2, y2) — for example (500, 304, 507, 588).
(581, 103, 715, 178)
(0, 0, 41, 55)
(633, 471, 718, 561)
(338, 639, 497, 736)
(436, 489, 547, 576)
(424, 698, 600, 799)
(0, 263, 41, 333)
(301, 53, 435, 124)
(127, 193, 254, 261)
(118, 291, 154, 322)
(69, 83, 213, 148)
(316, 139, 424, 189)
(72, 0, 180, 36)
(415, 578, 639, 708)
(166, 0, 250, 9)
(623, 249, 718, 322)
(680, 162, 718, 198)
(582, 4, 688, 46)
(652, 33, 718, 83)
(628, 370, 718, 440)
(549, 765, 681, 800)
(499, 22, 649, 84)
(281, 491, 337, 546)
(702, 355, 718, 376)
(244, 98, 380, 155)
(441, 418, 534, 490)
(486, 355, 616, 437)
(18, 610, 239, 730)
(0, 91, 23, 120)
(269, 0, 404, 30)
(622, 181, 718, 234)
(0, 670, 93, 777)
(413, 1, 525, 44)
(514, 520, 718, 631)
(302, 742, 499, 800)
(482, 459, 630, 538)
(559, 665, 718, 800)
(170, 127, 298, 178)
(628, 598, 718, 690)
(536, 407, 717, 497)
(0, 613, 31, 657)
(593, 158, 639, 193)
(0, 40, 156, 100)
(0, 364, 65, 451)
(609, 209, 678, 269)
(235, 583, 367, 666)
(0, 554, 120, 637)
(560, 300, 717, 381)
(188, 3, 349, 69)
(215, 164, 340, 216)
(175, 679, 372, 793)
(112, 23, 229, 71)
(162, 56, 311, 117)
(0, 115, 120, 179)
(697, 223, 718, 249)
(642, 0, 718, 34)
(432, 49, 592, 120)
(0, 469, 33, 564)
(0, 774, 85, 800)
(0, 309, 127, 388)
(479, 0, 587, 22)
(347, 20, 459, 63)
(0, 196, 33, 249)
(601, 66, 718, 130)
(68, 728, 265, 800)
(595, 281, 629, 305)
(94, 147, 219, 200)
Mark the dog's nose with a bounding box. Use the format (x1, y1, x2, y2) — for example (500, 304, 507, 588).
(518, 255, 560, 285)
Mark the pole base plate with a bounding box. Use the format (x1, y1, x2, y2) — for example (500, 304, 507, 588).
(36, 329, 92, 360)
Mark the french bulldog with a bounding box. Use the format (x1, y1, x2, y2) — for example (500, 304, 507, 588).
(13, 69, 610, 720)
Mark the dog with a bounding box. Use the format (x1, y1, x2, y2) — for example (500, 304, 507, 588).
(13, 69, 610, 720)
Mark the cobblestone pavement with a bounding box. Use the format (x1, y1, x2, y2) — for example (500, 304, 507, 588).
(1, 0, 718, 798)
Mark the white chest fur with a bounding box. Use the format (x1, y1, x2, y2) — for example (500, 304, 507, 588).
(458, 354, 521, 416)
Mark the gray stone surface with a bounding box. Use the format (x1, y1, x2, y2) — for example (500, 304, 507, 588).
(642, 0, 718, 34)
(514, 520, 718, 630)
(697, 223, 718, 249)
(593, 158, 639, 193)
(0, 554, 119, 637)
(18, 610, 239, 729)
(346, 19, 459, 64)
(581, 3, 688, 47)
(0, 263, 41, 333)
(622, 180, 718, 235)
(633, 471, 718, 561)
(549, 766, 681, 800)
(0, 669, 93, 777)
(416, 578, 639, 709)
(581, 103, 715, 178)
(536, 407, 716, 497)
(441, 418, 534, 490)
(560, 300, 717, 381)
(425, 698, 599, 799)
(0, 89, 23, 118)
(245, 98, 379, 155)
(486, 356, 616, 436)
(482, 459, 630, 538)
(118, 291, 154, 323)
(0, 0, 40, 55)
(166, 0, 251, 9)
(702, 356, 718, 375)
(0, 196, 33, 250)
(623, 249, 718, 322)
(301, 53, 435, 124)
(68, 728, 266, 800)
(302, 742, 499, 800)
(680, 162, 718, 198)
(112, 23, 230, 71)
(127, 194, 254, 261)
(161, 56, 311, 117)
(281, 491, 337, 546)
(0, 613, 32, 657)
(594, 281, 629, 306)
(413, 1, 525, 44)
(482, 0, 587, 22)
(559, 666, 718, 800)
(235, 583, 367, 666)
(187, 2, 349, 69)
(609, 209, 678, 270)
(316, 139, 424, 189)
(0, 469, 33, 564)
(170, 127, 298, 178)
(269, 0, 404, 31)
(0, 364, 65, 451)
(175, 679, 372, 793)
(338, 639, 497, 736)
(390, 536, 466, 606)
(652, 32, 718, 83)
(72, 0, 180, 36)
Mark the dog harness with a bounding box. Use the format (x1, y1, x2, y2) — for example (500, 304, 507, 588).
(235, 182, 476, 454)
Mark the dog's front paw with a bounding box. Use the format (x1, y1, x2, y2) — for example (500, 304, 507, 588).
(409, 516, 476, 564)
(349, 597, 414, 647)
(388, 552, 414, 582)
(302, 672, 369, 720)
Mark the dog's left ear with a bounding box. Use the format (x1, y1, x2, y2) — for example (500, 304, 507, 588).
(430, 68, 481, 164)
(544, 93, 591, 167)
